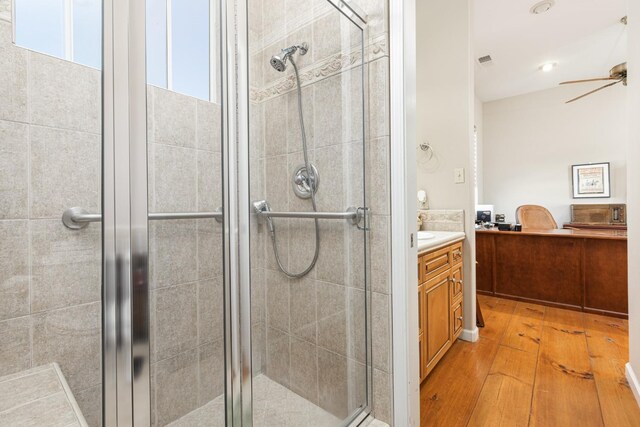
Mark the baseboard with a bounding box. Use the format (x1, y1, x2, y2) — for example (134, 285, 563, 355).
(626, 363, 640, 407)
(460, 327, 479, 342)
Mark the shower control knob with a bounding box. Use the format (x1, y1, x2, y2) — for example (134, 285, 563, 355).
(292, 164, 319, 199)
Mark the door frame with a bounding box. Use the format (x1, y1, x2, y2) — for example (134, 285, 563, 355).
(236, 0, 375, 425)
(389, 0, 420, 426)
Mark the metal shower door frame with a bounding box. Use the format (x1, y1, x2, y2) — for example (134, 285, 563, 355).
(101, 0, 239, 425)
(102, 0, 149, 424)
(102, 0, 371, 423)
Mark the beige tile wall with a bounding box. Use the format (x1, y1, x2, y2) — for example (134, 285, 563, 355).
(249, 0, 393, 423)
(0, 6, 104, 427)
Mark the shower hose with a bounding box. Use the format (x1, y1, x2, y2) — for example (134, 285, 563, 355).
(268, 57, 321, 279)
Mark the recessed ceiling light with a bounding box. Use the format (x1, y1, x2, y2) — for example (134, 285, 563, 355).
(540, 62, 557, 72)
(530, 0, 555, 15)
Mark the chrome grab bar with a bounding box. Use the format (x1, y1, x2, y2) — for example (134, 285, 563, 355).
(254, 207, 361, 224)
(63, 206, 364, 230)
(62, 207, 223, 230)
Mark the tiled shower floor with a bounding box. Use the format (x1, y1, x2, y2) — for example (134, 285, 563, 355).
(168, 374, 341, 427)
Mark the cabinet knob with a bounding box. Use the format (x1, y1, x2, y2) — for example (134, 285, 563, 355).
(457, 316, 463, 321)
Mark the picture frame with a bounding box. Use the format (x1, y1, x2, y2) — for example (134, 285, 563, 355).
(571, 162, 611, 199)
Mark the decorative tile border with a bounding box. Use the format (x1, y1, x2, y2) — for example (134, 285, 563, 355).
(250, 34, 387, 103)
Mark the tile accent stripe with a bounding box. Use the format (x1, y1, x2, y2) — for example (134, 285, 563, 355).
(250, 35, 388, 104)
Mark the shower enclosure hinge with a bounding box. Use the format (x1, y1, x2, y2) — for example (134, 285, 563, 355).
(356, 207, 371, 231)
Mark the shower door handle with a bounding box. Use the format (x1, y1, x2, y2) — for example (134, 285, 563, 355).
(62, 207, 223, 230)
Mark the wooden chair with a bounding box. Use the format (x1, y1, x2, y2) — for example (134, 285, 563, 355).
(516, 205, 558, 230)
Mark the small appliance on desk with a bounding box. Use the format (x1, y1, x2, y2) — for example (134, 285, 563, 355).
(496, 223, 522, 231)
(475, 204, 494, 225)
(572, 204, 625, 223)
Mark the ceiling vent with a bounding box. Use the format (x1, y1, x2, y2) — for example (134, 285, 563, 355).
(478, 55, 493, 65)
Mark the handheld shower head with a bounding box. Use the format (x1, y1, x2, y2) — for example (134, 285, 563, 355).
(253, 200, 275, 234)
(269, 42, 309, 72)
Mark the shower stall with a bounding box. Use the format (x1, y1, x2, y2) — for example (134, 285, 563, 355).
(0, 0, 386, 425)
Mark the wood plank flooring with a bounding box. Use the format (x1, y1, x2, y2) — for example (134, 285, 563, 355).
(421, 295, 640, 427)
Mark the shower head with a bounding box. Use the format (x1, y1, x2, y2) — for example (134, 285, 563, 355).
(269, 42, 309, 72)
(270, 55, 287, 72)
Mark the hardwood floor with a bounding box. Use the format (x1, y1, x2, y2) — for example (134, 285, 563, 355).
(421, 295, 640, 426)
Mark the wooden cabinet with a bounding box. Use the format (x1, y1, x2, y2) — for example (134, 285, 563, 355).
(419, 240, 464, 382)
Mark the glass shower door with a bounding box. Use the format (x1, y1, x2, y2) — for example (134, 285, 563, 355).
(246, 1, 371, 425)
(145, 0, 228, 425)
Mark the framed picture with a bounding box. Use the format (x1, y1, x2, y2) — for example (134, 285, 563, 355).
(572, 162, 611, 199)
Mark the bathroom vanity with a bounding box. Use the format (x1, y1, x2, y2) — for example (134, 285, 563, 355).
(417, 232, 466, 382)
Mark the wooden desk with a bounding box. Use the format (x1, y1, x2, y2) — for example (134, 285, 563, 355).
(476, 228, 628, 318)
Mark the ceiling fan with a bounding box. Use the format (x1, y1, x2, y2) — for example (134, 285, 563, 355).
(559, 16, 628, 104)
(560, 62, 627, 104)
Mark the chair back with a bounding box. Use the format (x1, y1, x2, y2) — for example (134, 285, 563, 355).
(516, 205, 558, 230)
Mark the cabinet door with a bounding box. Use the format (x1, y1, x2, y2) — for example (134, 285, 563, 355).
(452, 301, 463, 339)
(418, 282, 427, 381)
(418, 283, 425, 336)
(419, 332, 425, 380)
(426, 272, 451, 370)
(450, 264, 463, 303)
(451, 242, 463, 265)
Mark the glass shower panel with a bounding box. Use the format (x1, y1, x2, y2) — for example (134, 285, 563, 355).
(146, 1, 226, 425)
(0, 3, 103, 426)
(248, 1, 369, 425)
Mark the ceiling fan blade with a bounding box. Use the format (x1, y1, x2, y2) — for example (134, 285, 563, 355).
(565, 80, 622, 104)
(560, 77, 620, 85)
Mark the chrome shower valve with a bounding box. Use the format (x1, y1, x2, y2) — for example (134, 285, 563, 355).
(292, 163, 319, 199)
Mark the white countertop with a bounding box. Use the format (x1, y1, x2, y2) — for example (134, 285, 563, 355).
(417, 230, 466, 254)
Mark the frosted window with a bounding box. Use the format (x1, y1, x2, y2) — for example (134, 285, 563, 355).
(13, 0, 217, 102)
(147, 0, 168, 88)
(73, 0, 102, 69)
(15, 0, 66, 58)
(171, 0, 210, 100)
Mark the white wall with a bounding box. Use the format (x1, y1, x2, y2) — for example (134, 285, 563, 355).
(481, 83, 628, 225)
(416, 0, 477, 341)
(626, 0, 640, 407)
(475, 96, 484, 203)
